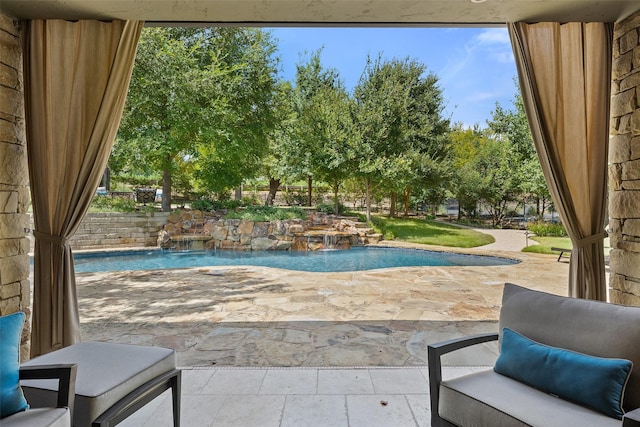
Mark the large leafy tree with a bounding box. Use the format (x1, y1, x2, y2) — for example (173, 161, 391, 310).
(284, 50, 353, 209)
(193, 28, 279, 196)
(353, 56, 450, 220)
(450, 123, 522, 226)
(312, 84, 357, 214)
(487, 92, 551, 218)
(448, 91, 547, 227)
(448, 125, 488, 217)
(113, 27, 279, 210)
(114, 28, 202, 210)
(262, 81, 298, 206)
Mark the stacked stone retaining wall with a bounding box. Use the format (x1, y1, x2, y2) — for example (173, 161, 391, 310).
(609, 10, 640, 306)
(159, 210, 381, 251)
(67, 212, 169, 250)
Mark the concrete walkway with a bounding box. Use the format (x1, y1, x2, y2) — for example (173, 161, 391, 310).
(470, 227, 537, 252)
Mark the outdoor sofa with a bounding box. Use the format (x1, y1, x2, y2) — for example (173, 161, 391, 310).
(428, 283, 640, 427)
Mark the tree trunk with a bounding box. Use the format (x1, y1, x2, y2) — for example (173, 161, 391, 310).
(266, 177, 280, 206)
(102, 167, 111, 191)
(365, 178, 371, 223)
(307, 175, 313, 207)
(389, 191, 397, 217)
(333, 181, 340, 215)
(234, 186, 242, 201)
(162, 166, 172, 212)
(404, 188, 410, 216)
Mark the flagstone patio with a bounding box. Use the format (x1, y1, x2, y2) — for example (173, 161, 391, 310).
(76, 237, 570, 368)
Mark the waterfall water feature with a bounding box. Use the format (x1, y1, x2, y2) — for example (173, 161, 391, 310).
(172, 236, 192, 252)
(323, 233, 337, 250)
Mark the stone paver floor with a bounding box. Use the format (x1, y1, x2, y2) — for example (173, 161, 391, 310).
(119, 366, 486, 427)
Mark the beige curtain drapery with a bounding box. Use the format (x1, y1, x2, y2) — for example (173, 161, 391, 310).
(508, 22, 612, 300)
(23, 19, 143, 356)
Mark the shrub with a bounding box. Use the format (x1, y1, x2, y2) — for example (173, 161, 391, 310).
(190, 199, 214, 212)
(224, 206, 307, 222)
(282, 190, 307, 206)
(190, 198, 244, 211)
(241, 195, 261, 206)
(211, 199, 242, 210)
(527, 221, 567, 237)
(316, 202, 347, 214)
(90, 195, 136, 212)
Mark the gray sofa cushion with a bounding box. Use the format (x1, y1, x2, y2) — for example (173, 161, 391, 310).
(21, 342, 176, 426)
(440, 369, 621, 427)
(1, 407, 70, 427)
(499, 283, 640, 411)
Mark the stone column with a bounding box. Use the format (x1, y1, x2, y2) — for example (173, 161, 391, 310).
(609, 11, 640, 306)
(0, 14, 31, 356)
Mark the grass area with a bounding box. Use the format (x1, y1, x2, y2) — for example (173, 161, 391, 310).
(522, 236, 572, 254)
(524, 236, 612, 256)
(369, 215, 495, 248)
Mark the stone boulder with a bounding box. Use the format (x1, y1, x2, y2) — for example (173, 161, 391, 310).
(252, 237, 277, 250)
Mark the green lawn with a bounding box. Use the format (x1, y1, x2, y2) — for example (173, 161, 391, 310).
(522, 236, 572, 254)
(523, 236, 611, 256)
(369, 216, 494, 248)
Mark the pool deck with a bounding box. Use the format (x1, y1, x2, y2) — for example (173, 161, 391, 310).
(76, 229, 572, 368)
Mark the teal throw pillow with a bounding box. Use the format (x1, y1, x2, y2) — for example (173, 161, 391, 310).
(0, 311, 29, 418)
(494, 327, 632, 419)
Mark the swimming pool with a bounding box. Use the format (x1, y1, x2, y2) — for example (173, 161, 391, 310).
(73, 247, 519, 273)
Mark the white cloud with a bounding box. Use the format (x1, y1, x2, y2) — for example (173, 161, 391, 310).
(438, 30, 518, 126)
(466, 91, 504, 102)
(469, 28, 514, 64)
(439, 28, 513, 85)
(475, 28, 511, 45)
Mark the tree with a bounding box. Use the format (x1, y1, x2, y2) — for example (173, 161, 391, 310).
(475, 136, 520, 226)
(447, 91, 548, 227)
(487, 90, 551, 219)
(115, 28, 200, 210)
(353, 56, 450, 221)
(193, 28, 280, 195)
(450, 122, 522, 226)
(284, 50, 352, 210)
(262, 81, 298, 206)
(448, 125, 488, 217)
(302, 73, 355, 214)
(113, 27, 279, 210)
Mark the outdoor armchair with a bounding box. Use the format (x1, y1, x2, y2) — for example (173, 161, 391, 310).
(428, 283, 640, 427)
(3, 364, 77, 427)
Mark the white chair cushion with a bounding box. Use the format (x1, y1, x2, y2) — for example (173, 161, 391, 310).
(21, 342, 176, 426)
(1, 407, 70, 427)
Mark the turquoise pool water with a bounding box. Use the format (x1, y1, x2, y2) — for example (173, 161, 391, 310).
(73, 247, 518, 273)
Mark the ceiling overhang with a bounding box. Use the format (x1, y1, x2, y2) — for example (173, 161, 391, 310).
(1, 1, 639, 25)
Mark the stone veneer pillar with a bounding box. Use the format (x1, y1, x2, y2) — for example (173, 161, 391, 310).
(0, 14, 30, 357)
(609, 10, 640, 306)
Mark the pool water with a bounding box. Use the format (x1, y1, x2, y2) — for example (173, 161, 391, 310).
(73, 247, 518, 273)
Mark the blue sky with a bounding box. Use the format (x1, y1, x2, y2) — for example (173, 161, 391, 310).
(267, 27, 518, 128)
